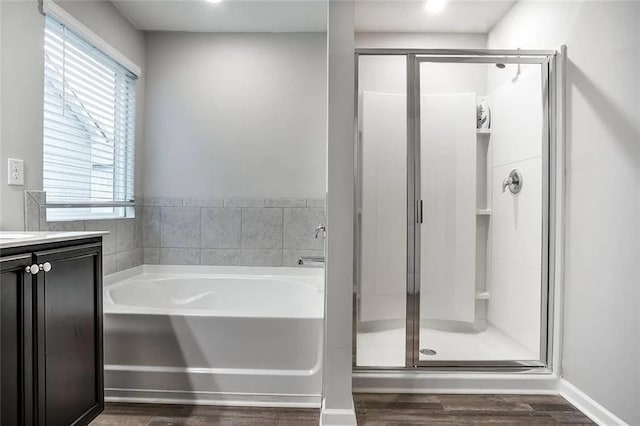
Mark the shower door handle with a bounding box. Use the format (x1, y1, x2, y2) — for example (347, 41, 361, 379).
(417, 200, 423, 224)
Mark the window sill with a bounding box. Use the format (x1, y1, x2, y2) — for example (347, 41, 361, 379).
(45, 207, 136, 222)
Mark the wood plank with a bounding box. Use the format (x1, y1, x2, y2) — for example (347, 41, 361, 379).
(91, 394, 595, 426)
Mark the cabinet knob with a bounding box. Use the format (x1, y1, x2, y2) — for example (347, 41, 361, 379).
(25, 264, 39, 275)
(39, 262, 52, 272)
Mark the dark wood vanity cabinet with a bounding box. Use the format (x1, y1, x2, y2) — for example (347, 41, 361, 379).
(1, 254, 35, 426)
(1, 238, 104, 426)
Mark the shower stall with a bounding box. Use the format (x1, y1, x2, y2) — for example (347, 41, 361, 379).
(354, 50, 559, 370)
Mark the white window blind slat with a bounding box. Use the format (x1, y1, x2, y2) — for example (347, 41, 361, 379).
(43, 16, 137, 221)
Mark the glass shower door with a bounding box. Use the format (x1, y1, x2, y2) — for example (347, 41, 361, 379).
(412, 57, 549, 366)
(354, 50, 556, 370)
(355, 55, 408, 368)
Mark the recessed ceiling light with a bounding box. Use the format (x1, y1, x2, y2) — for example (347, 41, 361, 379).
(206, 0, 222, 3)
(425, 0, 448, 14)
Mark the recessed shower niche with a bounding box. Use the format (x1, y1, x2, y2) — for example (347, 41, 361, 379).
(354, 50, 556, 369)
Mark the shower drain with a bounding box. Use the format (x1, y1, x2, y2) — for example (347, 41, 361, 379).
(420, 348, 437, 356)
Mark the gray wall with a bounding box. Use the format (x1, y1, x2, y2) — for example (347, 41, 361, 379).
(323, 1, 356, 421)
(143, 31, 327, 199)
(0, 0, 145, 231)
(0, 1, 44, 231)
(490, 2, 640, 424)
(355, 32, 486, 49)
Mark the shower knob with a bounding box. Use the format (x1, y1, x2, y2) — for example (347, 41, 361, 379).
(502, 169, 523, 194)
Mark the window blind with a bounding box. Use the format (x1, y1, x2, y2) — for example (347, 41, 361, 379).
(43, 16, 137, 220)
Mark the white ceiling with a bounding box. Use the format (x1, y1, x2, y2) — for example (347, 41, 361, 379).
(356, 1, 516, 34)
(112, 0, 328, 32)
(112, 0, 516, 34)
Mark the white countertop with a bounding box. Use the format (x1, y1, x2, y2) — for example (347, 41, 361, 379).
(0, 231, 108, 250)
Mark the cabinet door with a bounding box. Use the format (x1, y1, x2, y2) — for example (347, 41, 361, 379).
(1, 254, 35, 426)
(34, 244, 103, 426)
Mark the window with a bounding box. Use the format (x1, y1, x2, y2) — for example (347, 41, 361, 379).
(43, 16, 137, 221)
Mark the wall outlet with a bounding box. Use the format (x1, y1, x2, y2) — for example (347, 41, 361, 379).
(8, 158, 25, 186)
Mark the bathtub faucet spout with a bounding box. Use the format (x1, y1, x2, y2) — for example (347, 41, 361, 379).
(298, 256, 325, 266)
(314, 224, 326, 239)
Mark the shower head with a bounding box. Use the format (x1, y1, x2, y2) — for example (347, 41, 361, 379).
(495, 63, 506, 69)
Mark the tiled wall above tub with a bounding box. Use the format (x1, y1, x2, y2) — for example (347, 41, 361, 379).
(141, 197, 325, 267)
(24, 191, 143, 275)
(23, 191, 325, 271)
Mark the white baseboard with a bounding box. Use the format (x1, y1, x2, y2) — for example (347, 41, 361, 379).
(557, 379, 628, 426)
(320, 398, 357, 426)
(353, 371, 558, 394)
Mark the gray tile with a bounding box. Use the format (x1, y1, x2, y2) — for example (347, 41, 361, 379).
(142, 207, 160, 248)
(200, 249, 242, 266)
(143, 248, 160, 264)
(24, 193, 40, 231)
(283, 249, 324, 267)
(103, 254, 117, 275)
(160, 207, 200, 248)
(283, 208, 325, 250)
(200, 249, 282, 267)
(143, 196, 183, 207)
(265, 198, 306, 208)
(201, 208, 241, 249)
(85, 220, 117, 255)
(116, 249, 142, 272)
(183, 196, 224, 207)
(25, 190, 46, 204)
(39, 213, 85, 232)
(306, 198, 325, 208)
(241, 208, 283, 249)
(240, 249, 283, 267)
(134, 207, 143, 248)
(39, 206, 47, 226)
(224, 198, 264, 208)
(160, 248, 200, 265)
(116, 219, 137, 252)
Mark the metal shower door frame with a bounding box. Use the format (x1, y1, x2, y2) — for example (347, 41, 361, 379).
(354, 49, 558, 371)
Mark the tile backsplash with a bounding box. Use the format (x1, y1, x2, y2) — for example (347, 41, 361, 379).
(24, 191, 325, 273)
(140, 196, 325, 267)
(24, 190, 143, 275)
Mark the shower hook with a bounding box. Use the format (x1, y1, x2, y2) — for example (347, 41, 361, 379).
(512, 48, 522, 82)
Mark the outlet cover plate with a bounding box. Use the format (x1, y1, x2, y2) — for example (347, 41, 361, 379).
(8, 158, 24, 186)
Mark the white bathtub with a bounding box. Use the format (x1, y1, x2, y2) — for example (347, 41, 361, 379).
(103, 265, 324, 407)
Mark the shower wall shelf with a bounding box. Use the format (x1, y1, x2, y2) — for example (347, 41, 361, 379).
(475, 291, 491, 300)
(475, 95, 492, 332)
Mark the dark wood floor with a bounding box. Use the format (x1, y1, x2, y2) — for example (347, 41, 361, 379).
(354, 394, 594, 425)
(91, 394, 594, 425)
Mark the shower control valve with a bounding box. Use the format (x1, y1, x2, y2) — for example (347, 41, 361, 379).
(314, 224, 326, 239)
(502, 169, 523, 194)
